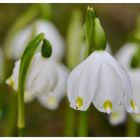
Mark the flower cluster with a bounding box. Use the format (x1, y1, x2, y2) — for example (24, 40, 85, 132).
(6, 20, 69, 110)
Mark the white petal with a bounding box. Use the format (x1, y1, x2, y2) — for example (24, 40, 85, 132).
(38, 62, 69, 110)
(8, 25, 32, 59)
(109, 105, 127, 126)
(67, 52, 102, 111)
(129, 70, 140, 110)
(132, 113, 140, 123)
(8, 20, 65, 61)
(26, 53, 58, 96)
(115, 43, 136, 69)
(24, 90, 35, 103)
(103, 51, 138, 113)
(105, 43, 112, 54)
(35, 20, 65, 60)
(92, 52, 125, 113)
(6, 60, 20, 90)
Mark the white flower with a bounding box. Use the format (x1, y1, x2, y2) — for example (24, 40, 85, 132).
(7, 53, 58, 96)
(108, 43, 140, 125)
(6, 52, 69, 110)
(8, 20, 65, 60)
(109, 105, 127, 126)
(67, 50, 138, 114)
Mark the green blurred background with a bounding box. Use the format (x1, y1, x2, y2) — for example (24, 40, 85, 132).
(0, 4, 140, 137)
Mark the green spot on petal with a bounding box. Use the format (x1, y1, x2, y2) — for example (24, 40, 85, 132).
(103, 100, 112, 113)
(76, 96, 83, 109)
(130, 99, 136, 110)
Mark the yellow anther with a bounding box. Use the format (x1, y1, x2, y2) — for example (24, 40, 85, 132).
(130, 99, 136, 110)
(103, 100, 112, 114)
(76, 96, 83, 109)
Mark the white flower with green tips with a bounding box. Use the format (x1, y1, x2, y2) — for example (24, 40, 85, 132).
(67, 50, 139, 114)
(108, 43, 140, 125)
(6, 52, 69, 110)
(7, 20, 64, 60)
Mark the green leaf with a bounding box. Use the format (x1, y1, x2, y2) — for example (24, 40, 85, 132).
(67, 10, 84, 69)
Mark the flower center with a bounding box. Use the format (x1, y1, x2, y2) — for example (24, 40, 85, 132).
(103, 100, 112, 114)
(76, 96, 83, 109)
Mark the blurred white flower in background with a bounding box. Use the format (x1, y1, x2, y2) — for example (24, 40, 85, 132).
(6, 52, 69, 110)
(7, 19, 65, 61)
(6, 19, 69, 110)
(67, 50, 138, 114)
(109, 43, 140, 125)
(109, 105, 126, 126)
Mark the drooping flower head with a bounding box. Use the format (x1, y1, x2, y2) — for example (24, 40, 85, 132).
(6, 33, 69, 110)
(67, 50, 138, 114)
(67, 7, 139, 114)
(109, 43, 140, 125)
(7, 20, 65, 61)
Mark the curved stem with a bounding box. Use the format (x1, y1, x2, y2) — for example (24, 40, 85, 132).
(18, 91, 25, 136)
(17, 33, 45, 136)
(65, 107, 75, 136)
(78, 111, 88, 137)
(126, 115, 138, 137)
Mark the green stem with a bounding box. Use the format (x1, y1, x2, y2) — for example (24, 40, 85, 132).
(18, 91, 25, 137)
(126, 115, 138, 137)
(78, 111, 88, 137)
(65, 107, 75, 136)
(18, 128, 25, 137)
(4, 94, 17, 136)
(17, 34, 45, 136)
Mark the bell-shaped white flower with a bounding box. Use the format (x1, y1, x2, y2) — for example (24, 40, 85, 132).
(6, 52, 69, 110)
(6, 52, 58, 97)
(67, 50, 138, 114)
(38, 63, 69, 110)
(109, 105, 127, 126)
(8, 20, 64, 60)
(108, 43, 140, 125)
